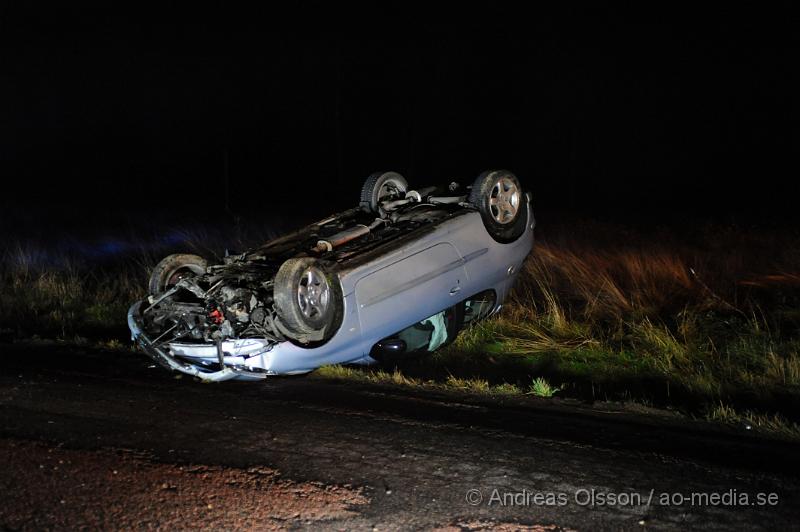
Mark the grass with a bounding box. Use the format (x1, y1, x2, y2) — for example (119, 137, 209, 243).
(314, 364, 526, 397)
(528, 377, 561, 397)
(2, 219, 800, 439)
(0, 251, 144, 340)
(706, 402, 800, 440)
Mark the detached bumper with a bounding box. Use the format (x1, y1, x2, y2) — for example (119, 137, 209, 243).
(127, 301, 273, 382)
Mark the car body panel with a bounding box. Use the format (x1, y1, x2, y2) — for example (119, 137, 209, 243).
(355, 242, 467, 338)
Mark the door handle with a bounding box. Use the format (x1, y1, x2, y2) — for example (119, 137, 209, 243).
(449, 286, 461, 295)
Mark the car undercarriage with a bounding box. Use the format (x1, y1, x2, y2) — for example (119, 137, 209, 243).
(138, 200, 468, 350)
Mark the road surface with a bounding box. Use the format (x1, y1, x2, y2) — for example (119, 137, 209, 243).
(1, 342, 798, 530)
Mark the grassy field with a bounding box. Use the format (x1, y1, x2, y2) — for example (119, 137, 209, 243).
(2, 218, 800, 437)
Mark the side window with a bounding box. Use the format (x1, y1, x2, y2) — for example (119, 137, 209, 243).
(395, 312, 445, 352)
(462, 290, 497, 326)
(385, 290, 497, 355)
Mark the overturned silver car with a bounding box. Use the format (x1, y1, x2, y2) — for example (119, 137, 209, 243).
(128, 170, 535, 381)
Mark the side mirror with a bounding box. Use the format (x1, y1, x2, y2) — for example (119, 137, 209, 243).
(369, 338, 407, 361)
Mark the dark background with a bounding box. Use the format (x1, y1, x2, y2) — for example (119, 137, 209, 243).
(2, 5, 798, 232)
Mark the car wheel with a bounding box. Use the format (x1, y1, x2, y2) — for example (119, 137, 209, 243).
(148, 254, 208, 295)
(360, 171, 409, 213)
(468, 169, 528, 243)
(274, 257, 343, 342)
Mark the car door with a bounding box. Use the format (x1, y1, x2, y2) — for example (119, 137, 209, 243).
(354, 242, 467, 345)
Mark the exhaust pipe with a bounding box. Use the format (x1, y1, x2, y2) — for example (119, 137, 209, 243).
(313, 224, 371, 253)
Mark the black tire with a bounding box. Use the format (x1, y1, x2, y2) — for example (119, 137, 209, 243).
(468, 170, 528, 243)
(148, 254, 208, 295)
(360, 171, 409, 213)
(274, 257, 343, 342)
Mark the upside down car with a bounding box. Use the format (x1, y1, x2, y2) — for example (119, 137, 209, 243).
(127, 170, 535, 381)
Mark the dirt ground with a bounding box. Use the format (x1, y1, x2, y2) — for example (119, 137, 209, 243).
(0, 439, 366, 530)
(0, 343, 798, 530)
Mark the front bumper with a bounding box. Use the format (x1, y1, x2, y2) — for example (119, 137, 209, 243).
(127, 301, 274, 382)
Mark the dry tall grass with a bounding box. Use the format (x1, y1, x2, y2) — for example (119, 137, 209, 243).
(433, 222, 800, 423)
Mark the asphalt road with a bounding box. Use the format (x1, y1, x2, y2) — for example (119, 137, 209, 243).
(1, 343, 798, 530)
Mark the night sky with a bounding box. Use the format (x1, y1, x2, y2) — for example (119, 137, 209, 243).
(2, 5, 798, 228)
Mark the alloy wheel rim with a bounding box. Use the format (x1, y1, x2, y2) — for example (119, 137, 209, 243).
(297, 267, 330, 320)
(489, 176, 520, 224)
